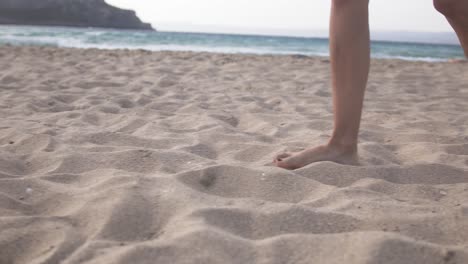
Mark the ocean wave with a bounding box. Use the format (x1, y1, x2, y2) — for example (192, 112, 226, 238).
(0, 25, 464, 61)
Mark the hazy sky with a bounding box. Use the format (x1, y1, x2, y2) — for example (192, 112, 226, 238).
(107, 0, 452, 36)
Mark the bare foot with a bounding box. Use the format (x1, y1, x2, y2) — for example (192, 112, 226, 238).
(274, 143, 359, 170)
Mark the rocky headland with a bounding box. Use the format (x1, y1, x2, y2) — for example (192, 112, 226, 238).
(0, 0, 153, 30)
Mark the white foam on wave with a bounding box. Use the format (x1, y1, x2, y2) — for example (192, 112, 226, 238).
(0, 34, 86, 48)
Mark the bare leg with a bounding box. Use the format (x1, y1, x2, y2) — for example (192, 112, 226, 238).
(434, 0, 468, 57)
(448, 20, 468, 57)
(275, 0, 370, 170)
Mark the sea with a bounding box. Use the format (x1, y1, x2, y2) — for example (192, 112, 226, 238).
(0, 25, 464, 61)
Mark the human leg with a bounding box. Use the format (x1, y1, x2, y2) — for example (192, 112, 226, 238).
(434, 0, 468, 57)
(274, 0, 370, 170)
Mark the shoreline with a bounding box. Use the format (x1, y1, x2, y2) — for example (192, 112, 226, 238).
(1, 43, 465, 63)
(0, 25, 464, 62)
(0, 24, 462, 46)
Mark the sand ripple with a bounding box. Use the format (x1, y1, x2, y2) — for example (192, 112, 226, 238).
(0, 46, 467, 264)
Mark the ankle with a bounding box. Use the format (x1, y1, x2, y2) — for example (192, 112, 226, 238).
(327, 137, 358, 154)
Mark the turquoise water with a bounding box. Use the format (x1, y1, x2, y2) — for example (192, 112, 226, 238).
(0, 25, 464, 61)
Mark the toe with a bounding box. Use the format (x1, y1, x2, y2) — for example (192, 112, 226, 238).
(274, 158, 298, 170)
(273, 153, 299, 170)
(274, 152, 292, 162)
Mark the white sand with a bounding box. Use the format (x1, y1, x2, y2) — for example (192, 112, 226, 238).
(0, 45, 467, 264)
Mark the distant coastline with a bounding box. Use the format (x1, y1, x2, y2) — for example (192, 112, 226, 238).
(0, 0, 154, 30)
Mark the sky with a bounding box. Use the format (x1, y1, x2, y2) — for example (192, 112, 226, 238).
(107, 0, 458, 42)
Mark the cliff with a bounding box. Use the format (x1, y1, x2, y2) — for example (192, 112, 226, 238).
(0, 0, 154, 30)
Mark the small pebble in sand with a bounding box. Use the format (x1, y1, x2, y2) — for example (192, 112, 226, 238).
(440, 190, 448, 196)
(26, 188, 33, 194)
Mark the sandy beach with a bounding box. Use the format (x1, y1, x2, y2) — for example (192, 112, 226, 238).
(0, 45, 467, 264)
